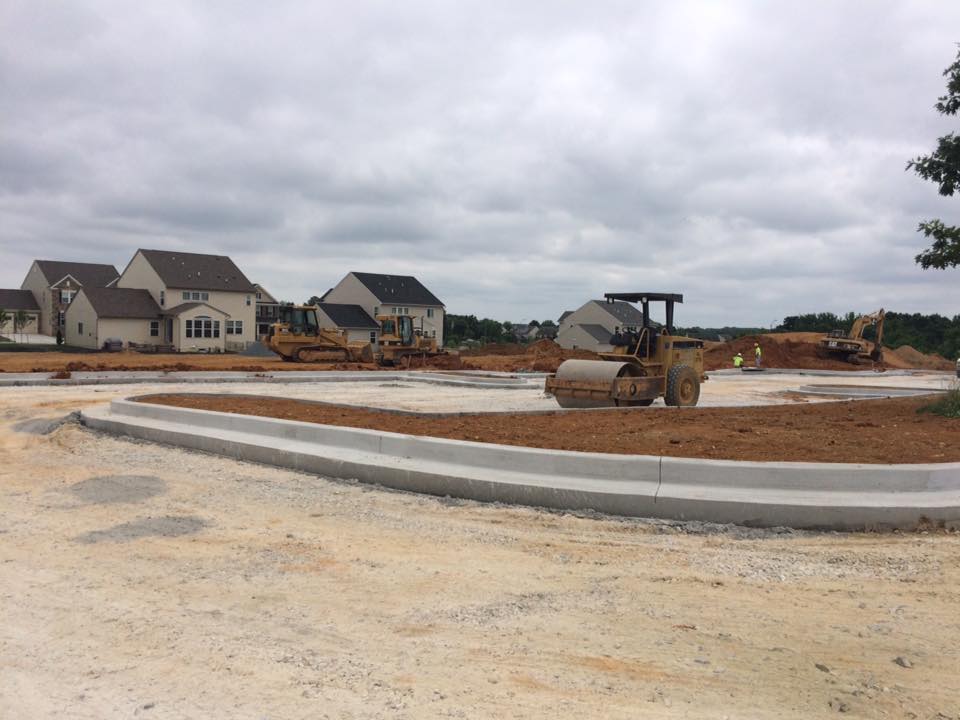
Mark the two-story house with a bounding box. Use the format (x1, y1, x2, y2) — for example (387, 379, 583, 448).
(322, 272, 445, 345)
(556, 299, 647, 352)
(19, 260, 120, 336)
(114, 249, 257, 351)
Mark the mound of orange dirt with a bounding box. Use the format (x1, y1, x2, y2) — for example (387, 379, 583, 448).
(703, 334, 854, 371)
(888, 346, 955, 371)
(463, 341, 597, 373)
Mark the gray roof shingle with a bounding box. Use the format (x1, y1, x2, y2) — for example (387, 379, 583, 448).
(81, 288, 161, 319)
(591, 299, 645, 326)
(577, 323, 615, 343)
(138, 250, 256, 293)
(351, 272, 443, 306)
(36, 260, 119, 287)
(0, 289, 40, 311)
(317, 303, 379, 329)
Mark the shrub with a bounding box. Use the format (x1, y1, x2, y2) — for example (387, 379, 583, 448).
(919, 382, 960, 418)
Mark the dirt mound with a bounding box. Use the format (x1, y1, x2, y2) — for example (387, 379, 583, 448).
(704, 334, 853, 371)
(464, 341, 597, 373)
(888, 346, 955, 371)
(459, 343, 527, 357)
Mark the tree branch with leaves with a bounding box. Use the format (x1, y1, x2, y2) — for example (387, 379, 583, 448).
(908, 45, 960, 269)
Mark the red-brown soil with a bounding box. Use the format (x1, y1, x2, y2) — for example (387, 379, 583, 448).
(704, 332, 955, 372)
(462, 339, 597, 373)
(139, 394, 960, 464)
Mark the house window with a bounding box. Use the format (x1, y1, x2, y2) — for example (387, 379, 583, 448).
(60, 289, 75, 304)
(213, 320, 220, 338)
(392, 307, 409, 315)
(78, 321, 83, 335)
(58, 311, 65, 328)
(185, 319, 193, 338)
(373, 306, 379, 317)
(149, 321, 159, 337)
(256, 291, 262, 300)
(226, 320, 243, 335)
(369, 331, 377, 343)
(182, 291, 190, 300)
(160, 290, 165, 307)
(427, 308, 435, 318)
(246, 295, 251, 306)
(184, 291, 209, 301)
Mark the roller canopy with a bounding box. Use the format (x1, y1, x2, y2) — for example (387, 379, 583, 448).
(603, 293, 683, 303)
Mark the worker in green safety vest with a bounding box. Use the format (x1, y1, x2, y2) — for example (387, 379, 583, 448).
(754, 342, 762, 367)
(733, 352, 744, 368)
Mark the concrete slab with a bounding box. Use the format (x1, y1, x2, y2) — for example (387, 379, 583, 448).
(82, 398, 960, 531)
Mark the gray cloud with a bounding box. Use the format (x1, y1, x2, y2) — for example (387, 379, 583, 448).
(2, 0, 959, 326)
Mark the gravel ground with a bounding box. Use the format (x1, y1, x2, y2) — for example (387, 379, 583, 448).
(2, 385, 960, 718)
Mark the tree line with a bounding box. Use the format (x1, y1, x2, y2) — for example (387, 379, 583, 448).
(444, 314, 557, 346)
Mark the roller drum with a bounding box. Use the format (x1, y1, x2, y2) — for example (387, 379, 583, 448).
(552, 360, 643, 408)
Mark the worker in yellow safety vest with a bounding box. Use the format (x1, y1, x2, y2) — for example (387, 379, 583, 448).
(733, 352, 744, 368)
(754, 342, 762, 368)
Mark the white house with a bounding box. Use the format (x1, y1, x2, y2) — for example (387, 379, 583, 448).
(115, 249, 258, 351)
(557, 299, 646, 352)
(322, 272, 445, 345)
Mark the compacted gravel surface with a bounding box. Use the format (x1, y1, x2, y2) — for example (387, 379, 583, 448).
(3, 385, 960, 719)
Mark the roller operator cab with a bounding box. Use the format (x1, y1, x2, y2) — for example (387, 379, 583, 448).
(544, 293, 706, 408)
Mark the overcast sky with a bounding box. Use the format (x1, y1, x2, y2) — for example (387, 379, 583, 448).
(2, 1, 959, 326)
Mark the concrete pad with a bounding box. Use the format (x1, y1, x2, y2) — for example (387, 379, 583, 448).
(82, 398, 960, 531)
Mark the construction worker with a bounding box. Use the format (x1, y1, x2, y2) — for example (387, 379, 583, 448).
(754, 342, 762, 368)
(733, 352, 744, 369)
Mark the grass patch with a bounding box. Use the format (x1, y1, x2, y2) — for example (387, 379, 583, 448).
(918, 383, 960, 418)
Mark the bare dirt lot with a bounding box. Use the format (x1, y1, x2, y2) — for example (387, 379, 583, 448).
(3, 386, 960, 719)
(141, 393, 960, 464)
(0, 351, 382, 373)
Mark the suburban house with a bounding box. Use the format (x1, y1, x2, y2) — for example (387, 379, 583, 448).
(322, 272, 445, 345)
(254, 283, 280, 339)
(315, 303, 380, 343)
(0, 289, 41, 335)
(64, 288, 163, 349)
(20, 260, 120, 336)
(102, 249, 258, 351)
(505, 322, 542, 343)
(557, 299, 646, 352)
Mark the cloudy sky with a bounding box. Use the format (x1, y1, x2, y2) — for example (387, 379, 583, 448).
(2, 1, 959, 326)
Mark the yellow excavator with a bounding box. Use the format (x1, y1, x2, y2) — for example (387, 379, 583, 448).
(264, 305, 444, 366)
(817, 309, 885, 364)
(544, 293, 706, 408)
(263, 305, 370, 362)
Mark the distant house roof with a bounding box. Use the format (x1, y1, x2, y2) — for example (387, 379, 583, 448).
(81, 288, 161, 319)
(351, 272, 443, 306)
(137, 249, 256, 293)
(577, 324, 614, 343)
(162, 302, 230, 317)
(317, 303, 379, 329)
(0, 289, 40, 311)
(35, 260, 119, 287)
(591, 299, 645, 327)
(558, 310, 573, 323)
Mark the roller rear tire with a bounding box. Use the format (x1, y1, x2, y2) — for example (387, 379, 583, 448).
(664, 364, 700, 407)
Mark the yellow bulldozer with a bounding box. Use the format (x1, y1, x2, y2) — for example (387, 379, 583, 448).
(263, 304, 369, 362)
(817, 309, 885, 364)
(545, 293, 706, 408)
(370, 314, 444, 367)
(263, 304, 444, 366)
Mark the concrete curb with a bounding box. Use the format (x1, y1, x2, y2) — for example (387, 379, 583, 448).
(0, 369, 543, 389)
(81, 398, 960, 531)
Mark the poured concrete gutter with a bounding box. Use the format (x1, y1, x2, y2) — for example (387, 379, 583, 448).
(82, 398, 960, 531)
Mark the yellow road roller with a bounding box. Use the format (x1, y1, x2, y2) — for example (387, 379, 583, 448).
(544, 293, 706, 408)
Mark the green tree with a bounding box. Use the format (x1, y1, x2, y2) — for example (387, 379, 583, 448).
(305, 295, 324, 306)
(908, 45, 960, 269)
(13, 309, 28, 342)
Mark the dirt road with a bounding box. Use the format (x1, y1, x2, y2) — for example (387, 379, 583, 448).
(2, 386, 959, 718)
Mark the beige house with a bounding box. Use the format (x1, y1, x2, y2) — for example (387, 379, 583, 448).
(322, 272, 445, 345)
(315, 303, 380, 343)
(116, 249, 257, 351)
(65, 288, 163, 349)
(20, 260, 119, 336)
(557, 299, 646, 352)
(0, 289, 41, 335)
